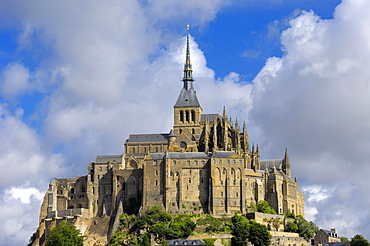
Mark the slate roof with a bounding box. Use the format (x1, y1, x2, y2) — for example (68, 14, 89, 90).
(174, 86, 200, 107)
(260, 159, 283, 171)
(260, 159, 291, 180)
(94, 155, 122, 164)
(149, 152, 209, 160)
(127, 133, 169, 143)
(167, 239, 206, 246)
(322, 229, 340, 238)
(200, 113, 221, 122)
(212, 151, 242, 158)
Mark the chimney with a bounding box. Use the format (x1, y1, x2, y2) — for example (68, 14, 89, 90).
(331, 228, 336, 233)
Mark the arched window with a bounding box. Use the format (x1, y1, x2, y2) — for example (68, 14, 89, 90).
(185, 111, 189, 122)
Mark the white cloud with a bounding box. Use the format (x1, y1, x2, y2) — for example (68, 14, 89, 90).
(0, 63, 30, 99)
(249, 0, 370, 238)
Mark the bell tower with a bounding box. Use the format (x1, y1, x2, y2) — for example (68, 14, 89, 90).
(173, 25, 203, 138)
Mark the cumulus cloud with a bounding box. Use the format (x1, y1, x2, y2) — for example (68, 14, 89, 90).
(249, 0, 370, 238)
(0, 63, 30, 99)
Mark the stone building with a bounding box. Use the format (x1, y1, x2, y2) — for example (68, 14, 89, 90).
(32, 30, 304, 245)
(314, 229, 341, 245)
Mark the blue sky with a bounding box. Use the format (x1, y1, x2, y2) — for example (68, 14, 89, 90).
(2, 0, 370, 245)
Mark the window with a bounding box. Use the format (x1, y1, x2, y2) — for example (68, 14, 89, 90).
(221, 192, 223, 197)
(99, 167, 102, 172)
(132, 147, 135, 154)
(192, 128, 195, 134)
(213, 160, 216, 164)
(191, 110, 195, 122)
(239, 160, 242, 165)
(236, 192, 239, 197)
(186, 111, 190, 122)
(144, 147, 147, 153)
(155, 170, 158, 176)
(180, 111, 184, 122)
(227, 159, 230, 164)
(201, 161, 205, 165)
(189, 178, 191, 183)
(233, 180, 236, 185)
(221, 181, 224, 185)
(156, 147, 159, 152)
(154, 160, 158, 166)
(194, 161, 198, 165)
(219, 159, 222, 164)
(155, 180, 158, 186)
(187, 161, 190, 165)
(173, 160, 176, 165)
(233, 160, 236, 164)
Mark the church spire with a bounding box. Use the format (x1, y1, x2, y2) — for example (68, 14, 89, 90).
(174, 25, 200, 107)
(183, 24, 194, 85)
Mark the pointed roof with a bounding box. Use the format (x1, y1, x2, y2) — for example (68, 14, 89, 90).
(174, 25, 201, 107)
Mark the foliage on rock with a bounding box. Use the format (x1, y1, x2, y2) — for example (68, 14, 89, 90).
(45, 221, 84, 246)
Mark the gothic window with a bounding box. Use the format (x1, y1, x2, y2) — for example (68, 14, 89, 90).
(191, 110, 195, 122)
(186, 111, 189, 122)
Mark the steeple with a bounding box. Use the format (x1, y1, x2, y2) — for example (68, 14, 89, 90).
(183, 24, 193, 84)
(174, 24, 200, 107)
(282, 148, 291, 177)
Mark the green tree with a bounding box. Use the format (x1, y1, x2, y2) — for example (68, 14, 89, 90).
(255, 201, 276, 214)
(231, 215, 250, 246)
(351, 234, 370, 246)
(297, 219, 318, 241)
(285, 221, 298, 233)
(45, 221, 84, 246)
(248, 220, 271, 246)
(341, 237, 349, 242)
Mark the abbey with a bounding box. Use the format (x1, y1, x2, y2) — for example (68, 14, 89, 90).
(32, 31, 304, 245)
